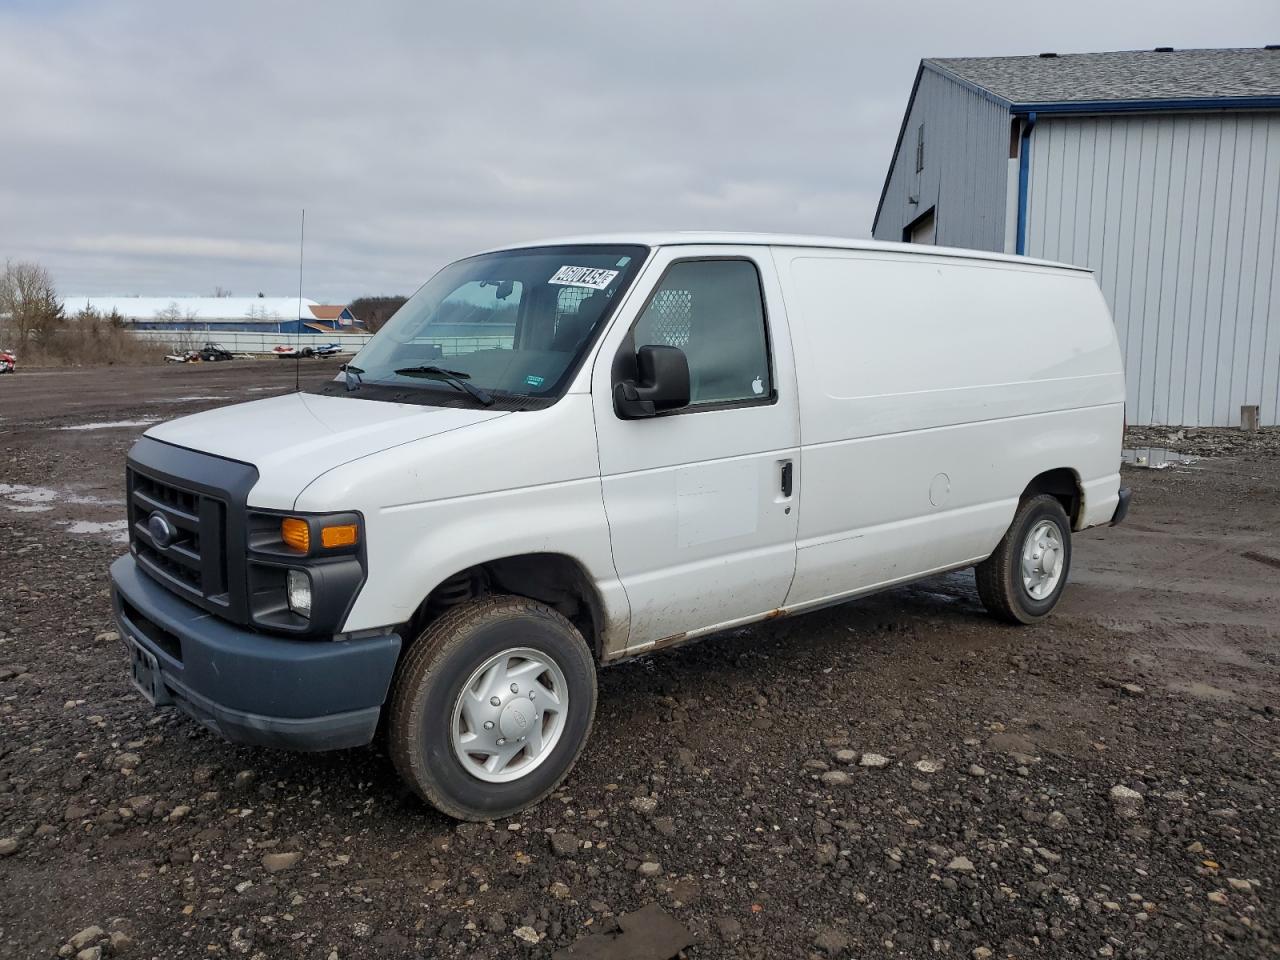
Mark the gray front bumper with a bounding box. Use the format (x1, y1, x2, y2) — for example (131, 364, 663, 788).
(111, 554, 401, 751)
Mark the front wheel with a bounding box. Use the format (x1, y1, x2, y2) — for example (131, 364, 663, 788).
(388, 596, 597, 820)
(975, 494, 1072, 624)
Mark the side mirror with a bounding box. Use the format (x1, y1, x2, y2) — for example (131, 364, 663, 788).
(613, 344, 691, 419)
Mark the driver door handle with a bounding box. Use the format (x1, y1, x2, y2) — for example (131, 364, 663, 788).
(780, 460, 793, 498)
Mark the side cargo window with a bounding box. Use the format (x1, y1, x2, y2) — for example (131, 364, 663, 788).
(631, 259, 773, 407)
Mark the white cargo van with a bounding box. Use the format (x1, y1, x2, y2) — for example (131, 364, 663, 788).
(111, 234, 1129, 819)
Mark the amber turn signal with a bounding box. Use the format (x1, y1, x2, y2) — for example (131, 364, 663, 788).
(320, 523, 359, 549)
(281, 517, 310, 552)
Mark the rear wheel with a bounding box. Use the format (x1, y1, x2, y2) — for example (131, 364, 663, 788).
(975, 494, 1072, 624)
(388, 596, 597, 820)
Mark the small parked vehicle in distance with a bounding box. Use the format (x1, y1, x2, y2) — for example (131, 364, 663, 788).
(0, 348, 15, 374)
(312, 342, 342, 357)
(111, 233, 1130, 820)
(272, 344, 322, 359)
(199, 342, 234, 362)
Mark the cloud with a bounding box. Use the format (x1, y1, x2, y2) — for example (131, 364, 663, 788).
(0, 0, 1274, 299)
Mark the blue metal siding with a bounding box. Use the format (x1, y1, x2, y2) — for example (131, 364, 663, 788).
(1024, 112, 1280, 426)
(128, 319, 313, 334)
(873, 67, 1011, 252)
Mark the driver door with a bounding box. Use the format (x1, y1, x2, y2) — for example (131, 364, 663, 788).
(591, 246, 801, 652)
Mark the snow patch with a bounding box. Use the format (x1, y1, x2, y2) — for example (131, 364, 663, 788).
(58, 418, 160, 431)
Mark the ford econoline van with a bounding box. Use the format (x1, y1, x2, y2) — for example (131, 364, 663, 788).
(111, 234, 1130, 820)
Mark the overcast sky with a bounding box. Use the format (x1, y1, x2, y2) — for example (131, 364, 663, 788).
(1, 1, 1276, 301)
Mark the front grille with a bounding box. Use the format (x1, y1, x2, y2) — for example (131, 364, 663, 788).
(129, 467, 230, 607)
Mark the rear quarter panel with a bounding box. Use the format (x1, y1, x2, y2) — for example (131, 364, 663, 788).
(773, 247, 1124, 608)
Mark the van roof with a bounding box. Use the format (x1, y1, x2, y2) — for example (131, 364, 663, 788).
(482, 232, 1091, 273)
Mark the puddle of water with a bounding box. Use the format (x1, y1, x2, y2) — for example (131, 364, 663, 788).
(58, 418, 160, 431)
(149, 396, 229, 403)
(61, 519, 129, 542)
(1122, 446, 1197, 469)
(0, 482, 122, 512)
(0, 483, 57, 504)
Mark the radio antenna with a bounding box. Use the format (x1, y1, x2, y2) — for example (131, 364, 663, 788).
(295, 208, 305, 392)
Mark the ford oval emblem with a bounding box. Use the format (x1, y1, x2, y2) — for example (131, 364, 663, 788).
(147, 511, 176, 548)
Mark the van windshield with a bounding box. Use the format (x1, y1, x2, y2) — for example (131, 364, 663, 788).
(345, 245, 648, 406)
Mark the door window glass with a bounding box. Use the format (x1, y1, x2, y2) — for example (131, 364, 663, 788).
(632, 260, 771, 405)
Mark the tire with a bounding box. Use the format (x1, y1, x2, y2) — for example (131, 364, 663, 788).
(975, 494, 1072, 624)
(388, 596, 597, 821)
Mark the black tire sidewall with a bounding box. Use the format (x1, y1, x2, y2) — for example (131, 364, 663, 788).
(408, 612, 595, 818)
(1008, 499, 1072, 619)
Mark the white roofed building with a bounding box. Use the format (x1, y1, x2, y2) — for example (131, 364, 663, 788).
(60, 297, 359, 333)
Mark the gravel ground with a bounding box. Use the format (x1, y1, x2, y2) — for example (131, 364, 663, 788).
(1, 364, 1278, 960)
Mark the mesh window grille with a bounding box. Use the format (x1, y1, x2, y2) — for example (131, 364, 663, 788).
(645, 289, 692, 347)
(554, 286, 594, 335)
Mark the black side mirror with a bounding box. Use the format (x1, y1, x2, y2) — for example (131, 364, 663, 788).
(613, 344, 690, 419)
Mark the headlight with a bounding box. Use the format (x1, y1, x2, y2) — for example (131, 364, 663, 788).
(286, 569, 312, 618)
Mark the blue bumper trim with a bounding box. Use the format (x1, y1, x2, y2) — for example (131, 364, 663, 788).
(111, 554, 401, 751)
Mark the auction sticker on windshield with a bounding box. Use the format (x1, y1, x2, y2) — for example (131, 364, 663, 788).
(548, 265, 619, 290)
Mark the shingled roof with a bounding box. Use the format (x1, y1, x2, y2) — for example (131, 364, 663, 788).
(928, 47, 1280, 106)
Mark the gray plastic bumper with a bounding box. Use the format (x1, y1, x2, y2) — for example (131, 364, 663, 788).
(111, 554, 400, 751)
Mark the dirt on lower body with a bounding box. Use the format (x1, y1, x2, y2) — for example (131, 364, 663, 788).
(1, 365, 1278, 959)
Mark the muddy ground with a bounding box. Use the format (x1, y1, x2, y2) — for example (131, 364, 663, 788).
(1, 363, 1277, 960)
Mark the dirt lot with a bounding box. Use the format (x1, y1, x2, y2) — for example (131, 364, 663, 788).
(1, 364, 1278, 960)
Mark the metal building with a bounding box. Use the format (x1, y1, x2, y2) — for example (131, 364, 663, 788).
(873, 48, 1280, 426)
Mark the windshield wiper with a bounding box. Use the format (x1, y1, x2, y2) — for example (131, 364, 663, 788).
(393, 365, 494, 406)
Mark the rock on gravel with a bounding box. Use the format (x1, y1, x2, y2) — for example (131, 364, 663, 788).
(549, 832, 579, 857)
(0, 837, 19, 856)
(629, 795, 658, 816)
(915, 758, 943, 773)
(1109, 785, 1144, 817)
(261, 851, 303, 873)
(813, 925, 851, 955)
(108, 931, 134, 954)
(554, 903, 693, 959)
(946, 856, 975, 873)
(859, 752, 890, 768)
(820, 770, 851, 786)
(68, 927, 104, 951)
(717, 917, 743, 943)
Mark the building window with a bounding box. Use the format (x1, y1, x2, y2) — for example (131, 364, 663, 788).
(915, 123, 925, 172)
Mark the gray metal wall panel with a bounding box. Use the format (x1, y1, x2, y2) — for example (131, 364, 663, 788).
(873, 69, 1011, 251)
(1025, 112, 1280, 426)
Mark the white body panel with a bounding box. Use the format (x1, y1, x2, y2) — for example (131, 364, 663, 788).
(139, 233, 1126, 661)
(589, 246, 801, 650)
(773, 247, 1124, 609)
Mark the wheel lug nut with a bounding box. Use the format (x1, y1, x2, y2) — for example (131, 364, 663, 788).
(489, 696, 501, 707)
(510, 683, 519, 693)
(483, 721, 494, 731)
(529, 691, 536, 699)
(496, 737, 506, 746)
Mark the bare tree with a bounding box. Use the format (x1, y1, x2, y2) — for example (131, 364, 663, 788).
(212, 286, 232, 298)
(0, 259, 63, 344)
(154, 302, 183, 324)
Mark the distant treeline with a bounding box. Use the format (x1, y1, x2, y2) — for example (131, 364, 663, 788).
(349, 296, 407, 332)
